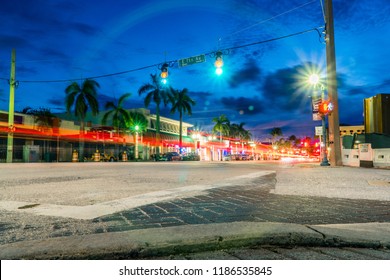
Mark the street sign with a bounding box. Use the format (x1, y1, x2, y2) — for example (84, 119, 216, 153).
(312, 96, 322, 121)
(315, 126, 322, 136)
(178, 54, 206, 67)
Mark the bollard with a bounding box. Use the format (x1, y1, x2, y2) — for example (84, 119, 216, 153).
(72, 150, 78, 162)
(94, 150, 100, 162)
(122, 151, 128, 162)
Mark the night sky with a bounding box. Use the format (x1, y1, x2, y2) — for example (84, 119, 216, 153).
(1, 0, 389, 140)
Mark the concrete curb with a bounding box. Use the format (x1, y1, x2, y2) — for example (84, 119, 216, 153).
(1, 222, 389, 259)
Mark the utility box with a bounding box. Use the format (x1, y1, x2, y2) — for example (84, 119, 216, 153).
(23, 145, 40, 162)
(359, 143, 373, 168)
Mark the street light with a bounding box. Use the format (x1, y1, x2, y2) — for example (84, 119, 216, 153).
(309, 74, 330, 166)
(134, 125, 139, 160)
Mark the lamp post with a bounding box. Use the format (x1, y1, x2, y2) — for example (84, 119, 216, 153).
(7, 49, 16, 163)
(134, 125, 139, 160)
(192, 133, 200, 154)
(309, 74, 330, 166)
(325, 0, 342, 166)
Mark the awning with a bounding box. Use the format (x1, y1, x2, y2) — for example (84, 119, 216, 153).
(145, 131, 194, 147)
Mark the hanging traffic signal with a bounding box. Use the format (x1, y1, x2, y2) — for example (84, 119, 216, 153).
(214, 51, 223, 75)
(318, 100, 334, 115)
(160, 63, 169, 84)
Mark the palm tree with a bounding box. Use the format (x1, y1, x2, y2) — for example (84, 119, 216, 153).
(138, 74, 170, 158)
(101, 93, 131, 135)
(127, 111, 148, 159)
(65, 79, 100, 161)
(20, 106, 33, 114)
(240, 127, 252, 142)
(101, 93, 131, 157)
(229, 122, 251, 140)
(22, 107, 61, 161)
(270, 127, 283, 158)
(212, 114, 230, 142)
(169, 88, 196, 150)
(32, 107, 58, 133)
(270, 127, 283, 142)
(127, 111, 148, 134)
(229, 122, 252, 153)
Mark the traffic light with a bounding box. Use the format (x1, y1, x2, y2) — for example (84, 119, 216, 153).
(160, 63, 169, 84)
(318, 100, 333, 115)
(214, 51, 223, 75)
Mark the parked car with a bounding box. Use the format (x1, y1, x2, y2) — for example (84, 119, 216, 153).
(100, 153, 117, 162)
(181, 153, 200, 161)
(166, 152, 181, 161)
(223, 155, 232, 161)
(157, 152, 181, 161)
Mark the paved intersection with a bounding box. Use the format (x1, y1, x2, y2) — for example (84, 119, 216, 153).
(93, 171, 390, 233)
(0, 161, 389, 259)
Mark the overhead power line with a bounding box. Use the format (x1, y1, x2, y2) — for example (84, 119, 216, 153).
(224, 0, 317, 39)
(0, 26, 323, 84)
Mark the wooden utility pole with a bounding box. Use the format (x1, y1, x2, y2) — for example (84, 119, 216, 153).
(6, 49, 16, 163)
(325, 0, 342, 166)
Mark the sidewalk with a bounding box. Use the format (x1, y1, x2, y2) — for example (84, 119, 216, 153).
(1, 221, 390, 259)
(0, 162, 389, 259)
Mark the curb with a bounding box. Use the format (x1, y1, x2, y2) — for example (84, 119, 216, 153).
(1, 222, 389, 259)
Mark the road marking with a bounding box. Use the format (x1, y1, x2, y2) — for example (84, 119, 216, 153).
(0, 171, 275, 220)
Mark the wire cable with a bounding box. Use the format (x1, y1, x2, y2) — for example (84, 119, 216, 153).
(219, 27, 322, 52)
(1, 26, 323, 84)
(319, 0, 326, 23)
(225, 0, 317, 39)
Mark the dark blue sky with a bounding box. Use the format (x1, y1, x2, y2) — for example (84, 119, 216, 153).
(1, 0, 389, 140)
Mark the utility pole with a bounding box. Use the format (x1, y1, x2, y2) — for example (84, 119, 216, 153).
(324, 0, 342, 166)
(6, 49, 16, 163)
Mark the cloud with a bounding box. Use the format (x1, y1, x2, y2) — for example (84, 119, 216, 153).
(221, 96, 263, 115)
(334, 0, 390, 31)
(47, 97, 65, 109)
(0, 35, 30, 49)
(36, 48, 70, 61)
(261, 64, 311, 113)
(70, 22, 99, 36)
(228, 58, 262, 88)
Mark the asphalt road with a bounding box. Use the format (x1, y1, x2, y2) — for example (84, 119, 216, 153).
(1, 160, 390, 260)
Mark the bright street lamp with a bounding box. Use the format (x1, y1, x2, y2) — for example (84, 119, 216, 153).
(134, 125, 139, 160)
(309, 74, 330, 166)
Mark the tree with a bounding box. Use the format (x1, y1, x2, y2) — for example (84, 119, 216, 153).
(127, 111, 148, 134)
(229, 122, 252, 154)
(269, 127, 283, 158)
(138, 74, 171, 158)
(101, 93, 131, 135)
(32, 107, 58, 133)
(212, 114, 230, 142)
(169, 88, 196, 150)
(229, 122, 252, 141)
(127, 111, 148, 160)
(20, 106, 33, 114)
(270, 127, 283, 142)
(22, 107, 61, 161)
(65, 79, 100, 161)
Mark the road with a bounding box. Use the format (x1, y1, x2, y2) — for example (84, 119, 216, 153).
(1, 160, 390, 260)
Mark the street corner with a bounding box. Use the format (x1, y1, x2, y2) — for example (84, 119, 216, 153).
(309, 222, 390, 248)
(0, 222, 327, 259)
